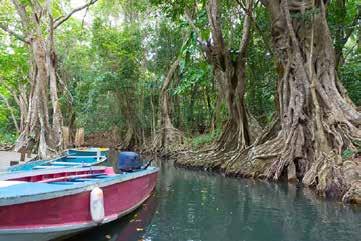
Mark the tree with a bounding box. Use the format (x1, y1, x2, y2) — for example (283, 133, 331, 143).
(152, 58, 185, 152)
(174, 0, 257, 169)
(0, 0, 98, 158)
(92, 19, 144, 149)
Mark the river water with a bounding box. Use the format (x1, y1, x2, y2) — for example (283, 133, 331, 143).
(65, 161, 361, 241)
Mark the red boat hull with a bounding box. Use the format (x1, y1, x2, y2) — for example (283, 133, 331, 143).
(0, 171, 158, 241)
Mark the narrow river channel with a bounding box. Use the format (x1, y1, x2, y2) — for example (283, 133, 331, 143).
(64, 160, 361, 241)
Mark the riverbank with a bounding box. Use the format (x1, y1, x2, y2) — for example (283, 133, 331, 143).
(2, 137, 360, 205)
(172, 150, 361, 205)
(0, 151, 36, 171)
(0, 144, 13, 151)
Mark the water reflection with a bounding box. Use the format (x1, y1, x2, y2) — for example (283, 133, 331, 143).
(67, 160, 361, 241)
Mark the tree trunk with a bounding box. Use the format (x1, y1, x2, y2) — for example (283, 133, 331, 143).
(8, 0, 96, 159)
(228, 0, 361, 203)
(210, 60, 251, 151)
(152, 59, 184, 152)
(46, 20, 64, 149)
(187, 82, 199, 133)
(206, 0, 254, 153)
(115, 90, 142, 149)
(210, 94, 222, 132)
(176, 0, 254, 170)
(15, 33, 64, 159)
(150, 93, 156, 142)
(13, 85, 28, 133)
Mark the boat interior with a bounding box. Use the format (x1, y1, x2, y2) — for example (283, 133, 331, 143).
(0, 166, 114, 185)
(7, 155, 107, 172)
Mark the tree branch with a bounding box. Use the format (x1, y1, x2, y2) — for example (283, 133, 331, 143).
(162, 59, 180, 93)
(53, 0, 98, 29)
(237, 0, 273, 56)
(237, 0, 253, 60)
(11, 0, 31, 26)
(0, 23, 29, 43)
(207, 0, 226, 55)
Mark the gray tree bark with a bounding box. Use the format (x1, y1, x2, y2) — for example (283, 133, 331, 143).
(152, 59, 184, 152)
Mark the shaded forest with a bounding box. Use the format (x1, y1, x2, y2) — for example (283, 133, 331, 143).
(0, 0, 360, 202)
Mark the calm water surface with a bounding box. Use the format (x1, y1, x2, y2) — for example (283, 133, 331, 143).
(65, 161, 361, 241)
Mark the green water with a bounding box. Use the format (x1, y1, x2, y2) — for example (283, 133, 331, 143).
(66, 161, 361, 241)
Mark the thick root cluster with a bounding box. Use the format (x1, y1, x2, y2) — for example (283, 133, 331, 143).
(176, 0, 361, 204)
(176, 117, 361, 204)
(152, 127, 185, 155)
(175, 120, 249, 171)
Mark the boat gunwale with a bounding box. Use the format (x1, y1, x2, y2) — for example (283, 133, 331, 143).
(7, 155, 108, 172)
(0, 167, 159, 207)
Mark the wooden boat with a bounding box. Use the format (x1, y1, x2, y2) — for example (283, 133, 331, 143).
(0, 164, 158, 241)
(7, 148, 109, 172)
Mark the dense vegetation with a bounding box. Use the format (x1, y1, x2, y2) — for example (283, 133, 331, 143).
(0, 0, 360, 202)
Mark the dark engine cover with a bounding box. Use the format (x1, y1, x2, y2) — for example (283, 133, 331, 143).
(117, 152, 142, 171)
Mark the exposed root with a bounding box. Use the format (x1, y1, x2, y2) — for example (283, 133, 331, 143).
(152, 126, 185, 154)
(176, 114, 264, 172)
(176, 0, 361, 204)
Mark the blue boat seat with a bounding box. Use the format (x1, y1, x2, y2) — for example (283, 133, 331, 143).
(67, 156, 101, 159)
(73, 178, 102, 181)
(91, 175, 109, 178)
(51, 161, 83, 166)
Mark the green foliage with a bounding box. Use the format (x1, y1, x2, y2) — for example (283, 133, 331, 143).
(190, 128, 222, 149)
(342, 148, 354, 160)
(147, 19, 184, 75)
(175, 37, 216, 132)
(341, 58, 361, 106)
(0, 128, 16, 144)
(290, 8, 320, 23)
(244, 7, 276, 125)
(0, 31, 28, 142)
(341, 140, 361, 160)
(328, 0, 360, 38)
(0, 40, 28, 88)
(92, 18, 142, 92)
(59, 17, 145, 133)
(339, 37, 361, 106)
